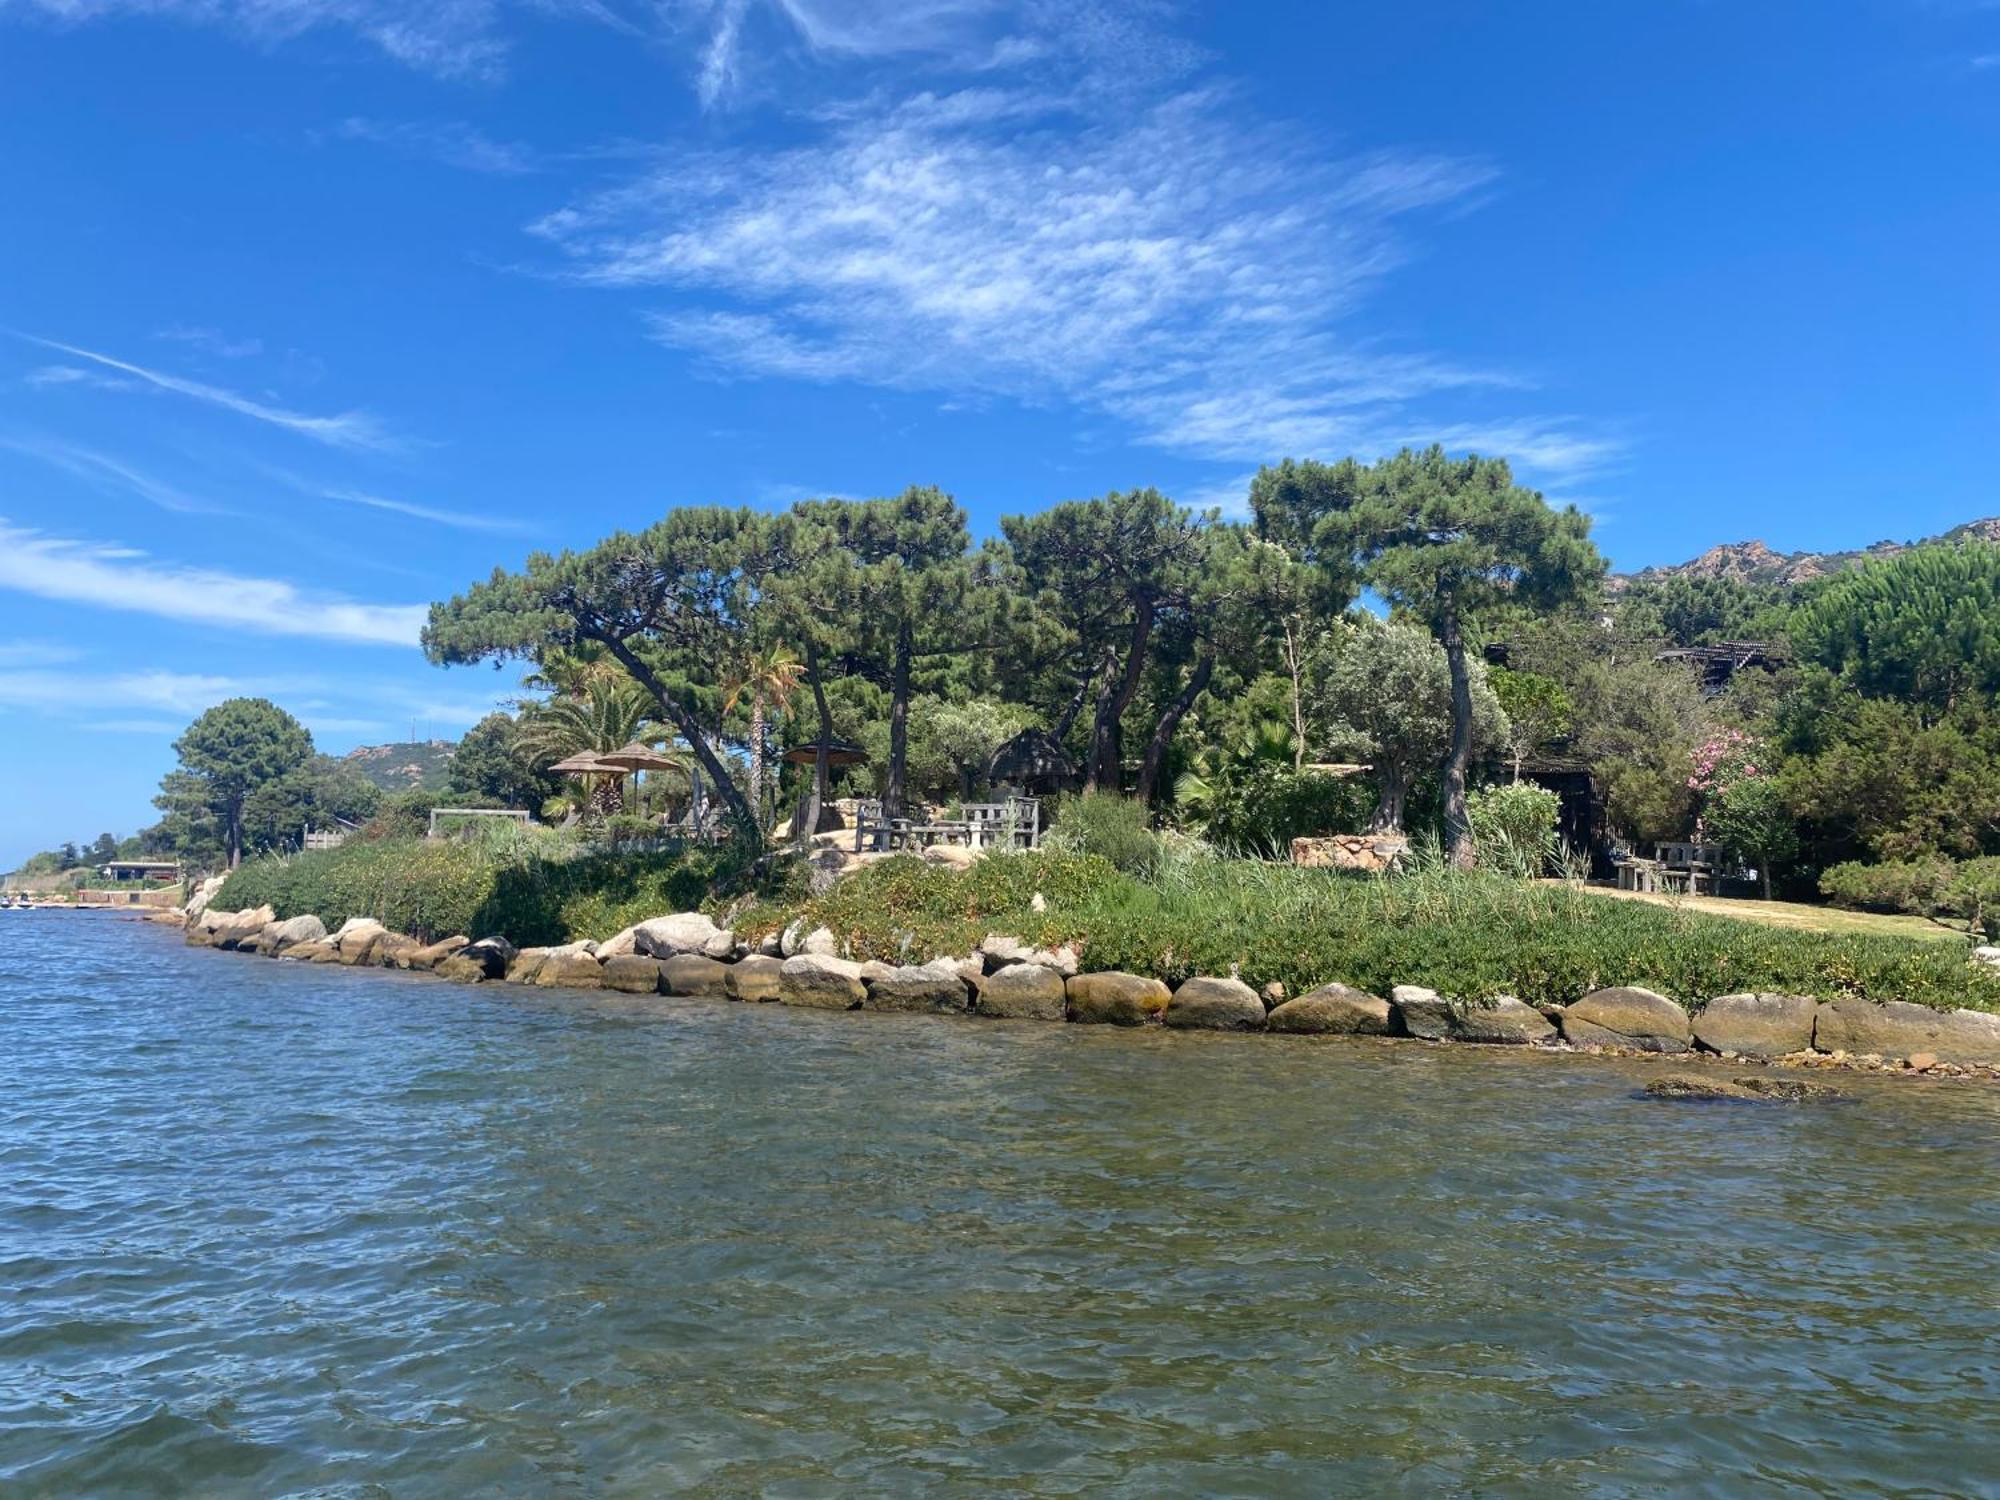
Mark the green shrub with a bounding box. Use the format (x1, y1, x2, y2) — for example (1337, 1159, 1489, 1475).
(1823, 856, 2000, 940)
(1042, 793, 1163, 876)
(214, 836, 779, 945)
(1467, 783, 1561, 877)
(1177, 762, 1370, 855)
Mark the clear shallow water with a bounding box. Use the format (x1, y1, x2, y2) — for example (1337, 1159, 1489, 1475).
(3, 915, 1999, 1497)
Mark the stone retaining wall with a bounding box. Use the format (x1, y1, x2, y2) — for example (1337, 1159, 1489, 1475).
(176, 903, 2000, 1078)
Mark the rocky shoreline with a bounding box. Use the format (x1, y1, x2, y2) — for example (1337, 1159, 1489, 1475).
(171, 879, 2000, 1088)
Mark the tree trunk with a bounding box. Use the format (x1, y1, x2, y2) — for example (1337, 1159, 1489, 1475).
(1137, 651, 1214, 806)
(1369, 765, 1408, 833)
(226, 799, 242, 869)
(593, 633, 759, 846)
(747, 697, 765, 829)
(1441, 609, 1477, 869)
(1087, 601, 1154, 794)
(883, 623, 913, 820)
(802, 639, 834, 842)
(1052, 665, 1096, 740)
(1283, 618, 1306, 772)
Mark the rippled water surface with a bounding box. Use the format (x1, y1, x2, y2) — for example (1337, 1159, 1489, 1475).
(5, 913, 2000, 1496)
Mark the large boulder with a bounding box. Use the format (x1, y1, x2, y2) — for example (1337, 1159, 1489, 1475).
(372, 933, 423, 969)
(453, 936, 517, 979)
(1562, 987, 1691, 1054)
(182, 874, 228, 927)
(1393, 986, 1554, 1045)
(1165, 976, 1267, 1032)
(506, 949, 553, 985)
(332, 918, 389, 966)
(256, 913, 326, 956)
(864, 960, 971, 1014)
(535, 947, 605, 989)
(631, 913, 736, 961)
(1269, 982, 1393, 1036)
(407, 935, 470, 971)
(975, 963, 1068, 1020)
(213, 906, 277, 950)
(1813, 999, 2000, 1065)
(436, 954, 488, 983)
(780, 954, 867, 1010)
(1066, 971, 1171, 1026)
(282, 940, 336, 963)
(600, 955, 666, 994)
(726, 954, 784, 1003)
(662, 954, 732, 998)
(1692, 993, 1819, 1058)
(979, 934, 1079, 977)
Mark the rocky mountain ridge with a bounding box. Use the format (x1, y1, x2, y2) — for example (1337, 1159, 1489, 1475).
(343, 740, 456, 791)
(1626, 516, 2000, 588)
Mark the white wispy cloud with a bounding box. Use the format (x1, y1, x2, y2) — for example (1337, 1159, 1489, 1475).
(0, 520, 427, 647)
(334, 116, 545, 174)
(320, 486, 533, 535)
(0, 668, 247, 716)
(16, 335, 398, 451)
(0, 434, 225, 515)
(155, 324, 264, 358)
(533, 85, 1616, 474)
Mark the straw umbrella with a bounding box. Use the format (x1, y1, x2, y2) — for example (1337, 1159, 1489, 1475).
(548, 750, 622, 817)
(593, 741, 691, 824)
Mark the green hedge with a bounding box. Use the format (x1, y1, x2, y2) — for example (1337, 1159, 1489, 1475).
(788, 854, 2000, 1013)
(214, 838, 768, 946)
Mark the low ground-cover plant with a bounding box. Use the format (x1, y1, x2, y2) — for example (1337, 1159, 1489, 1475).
(784, 852, 2000, 1012)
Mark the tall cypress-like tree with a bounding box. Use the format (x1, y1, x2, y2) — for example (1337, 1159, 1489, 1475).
(159, 698, 314, 868)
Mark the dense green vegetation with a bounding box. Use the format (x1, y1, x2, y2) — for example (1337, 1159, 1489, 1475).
(166, 445, 2000, 994)
(215, 836, 2000, 1013)
(215, 829, 784, 948)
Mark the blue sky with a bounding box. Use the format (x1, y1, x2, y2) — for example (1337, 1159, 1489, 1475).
(2, 0, 1996, 865)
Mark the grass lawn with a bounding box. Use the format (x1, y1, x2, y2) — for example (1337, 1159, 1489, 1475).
(1567, 882, 1963, 943)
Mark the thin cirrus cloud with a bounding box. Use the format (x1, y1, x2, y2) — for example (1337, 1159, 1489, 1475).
(532, 85, 1612, 475)
(320, 486, 534, 535)
(0, 519, 428, 647)
(16, 335, 399, 452)
(0, 434, 225, 515)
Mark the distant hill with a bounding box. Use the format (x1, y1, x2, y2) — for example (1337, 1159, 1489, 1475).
(343, 739, 456, 791)
(1622, 516, 2000, 589)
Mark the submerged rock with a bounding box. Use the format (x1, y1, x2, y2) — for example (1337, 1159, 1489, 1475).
(1066, 971, 1171, 1026)
(1269, 983, 1392, 1036)
(975, 963, 1067, 1020)
(1645, 1072, 1844, 1102)
(1692, 993, 1819, 1059)
(1563, 987, 1692, 1054)
(1165, 976, 1267, 1032)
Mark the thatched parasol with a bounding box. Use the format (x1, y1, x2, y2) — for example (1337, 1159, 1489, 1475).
(779, 738, 869, 767)
(548, 751, 613, 775)
(987, 728, 1078, 792)
(593, 741, 685, 773)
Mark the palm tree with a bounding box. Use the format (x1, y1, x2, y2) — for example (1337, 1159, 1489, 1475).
(518, 678, 672, 817)
(722, 644, 806, 827)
